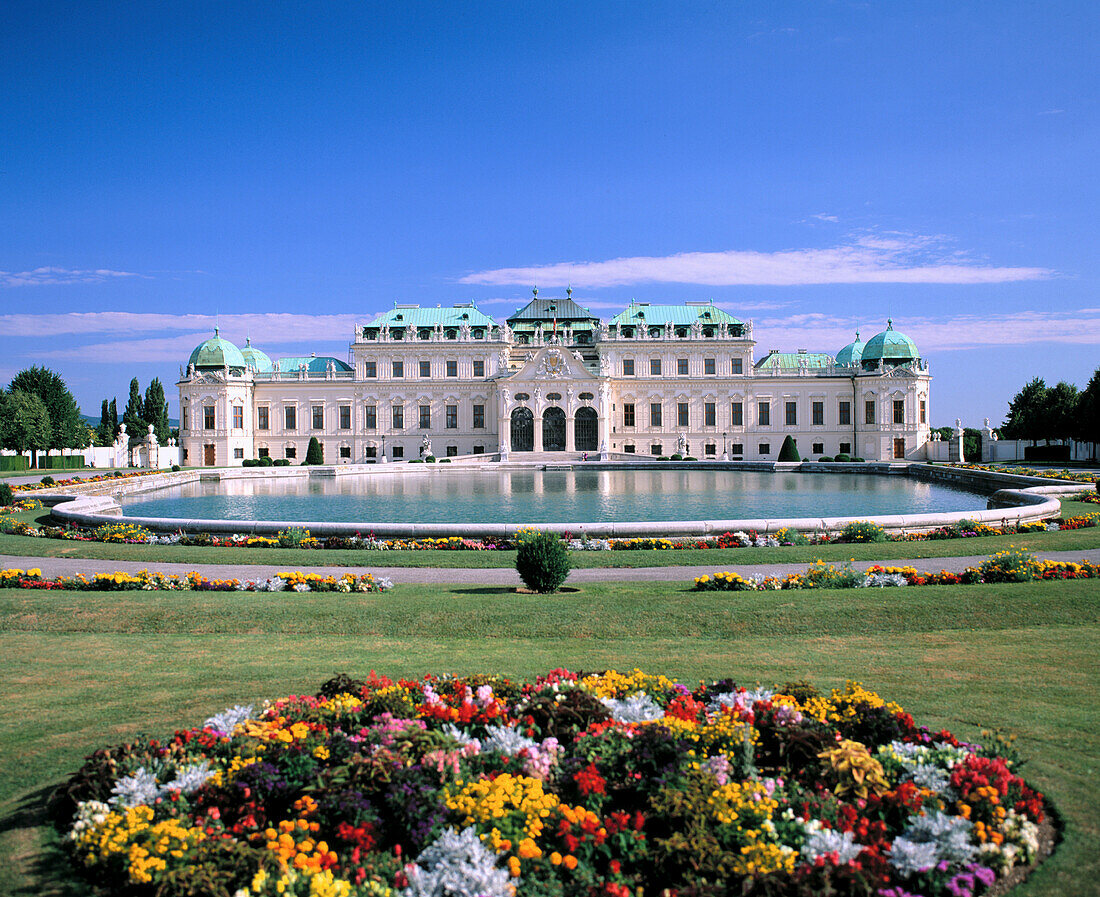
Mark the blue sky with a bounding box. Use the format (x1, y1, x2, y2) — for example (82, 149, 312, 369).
(2, 1, 1097, 424)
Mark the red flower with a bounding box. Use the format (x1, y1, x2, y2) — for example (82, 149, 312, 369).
(574, 763, 606, 795)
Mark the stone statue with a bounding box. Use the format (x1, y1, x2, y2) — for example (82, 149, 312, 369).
(421, 434, 432, 457)
(599, 355, 610, 376)
(677, 433, 688, 455)
(498, 347, 510, 370)
(533, 385, 541, 403)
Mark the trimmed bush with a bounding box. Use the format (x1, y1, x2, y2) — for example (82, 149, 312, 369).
(304, 437, 324, 465)
(852, 456, 865, 462)
(839, 520, 888, 543)
(0, 483, 13, 506)
(777, 435, 801, 462)
(171, 464, 181, 472)
(657, 456, 670, 461)
(835, 453, 851, 462)
(670, 453, 683, 461)
(818, 456, 834, 462)
(439, 458, 451, 463)
(425, 455, 437, 463)
(515, 529, 572, 593)
(259, 456, 274, 467)
(242, 458, 260, 467)
(40, 476, 55, 486)
(0, 456, 29, 472)
(409, 458, 424, 463)
(273, 458, 291, 467)
(684, 456, 697, 461)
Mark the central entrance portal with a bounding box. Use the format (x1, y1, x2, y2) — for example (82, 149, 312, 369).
(574, 407, 598, 451)
(510, 407, 534, 452)
(542, 407, 566, 451)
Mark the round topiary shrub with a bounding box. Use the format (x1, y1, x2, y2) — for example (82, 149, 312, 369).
(40, 475, 55, 486)
(835, 453, 851, 462)
(171, 464, 181, 472)
(670, 453, 683, 461)
(273, 458, 290, 466)
(515, 528, 571, 593)
(818, 456, 834, 462)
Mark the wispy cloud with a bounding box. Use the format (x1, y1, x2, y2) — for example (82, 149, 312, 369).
(460, 233, 1053, 288)
(0, 267, 145, 287)
(0, 312, 363, 340)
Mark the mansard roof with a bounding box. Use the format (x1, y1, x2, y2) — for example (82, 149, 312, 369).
(367, 303, 495, 329)
(507, 295, 598, 323)
(755, 351, 835, 370)
(608, 301, 742, 328)
(274, 355, 353, 373)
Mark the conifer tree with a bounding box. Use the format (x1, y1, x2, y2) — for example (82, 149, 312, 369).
(143, 378, 171, 443)
(96, 399, 113, 445)
(122, 378, 147, 440)
(108, 398, 119, 438)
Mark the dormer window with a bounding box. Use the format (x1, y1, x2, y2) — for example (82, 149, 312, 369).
(547, 393, 562, 401)
(515, 392, 530, 401)
(394, 314, 403, 321)
(579, 392, 594, 401)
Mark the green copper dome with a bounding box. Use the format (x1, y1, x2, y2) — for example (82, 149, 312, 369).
(188, 328, 246, 371)
(836, 331, 865, 366)
(861, 320, 919, 369)
(240, 337, 272, 372)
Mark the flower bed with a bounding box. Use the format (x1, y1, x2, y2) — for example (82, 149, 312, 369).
(938, 463, 1097, 484)
(0, 568, 392, 592)
(51, 669, 1049, 897)
(11, 468, 179, 492)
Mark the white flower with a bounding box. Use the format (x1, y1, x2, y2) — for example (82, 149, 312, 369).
(482, 725, 536, 756)
(204, 704, 254, 737)
(110, 767, 163, 808)
(600, 693, 664, 723)
(802, 828, 864, 865)
(401, 826, 514, 897)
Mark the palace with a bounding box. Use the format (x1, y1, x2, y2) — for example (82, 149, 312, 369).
(178, 293, 931, 466)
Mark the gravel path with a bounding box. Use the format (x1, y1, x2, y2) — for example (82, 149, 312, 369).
(3, 549, 1099, 585)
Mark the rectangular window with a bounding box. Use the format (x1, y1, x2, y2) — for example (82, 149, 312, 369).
(340, 446, 352, 458)
(705, 443, 716, 455)
(677, 358, 688, 376)
(392, 446, 404, 459)
(312, 405, 324, 429)
(285, 446, 297, 459)
(473, 360, 485, 378)
(839, 442, 851, 455)
(865, 400, 876, 425)
(812, 442, 824, 455)
(366, 446, 378, 459)
(651, 444, 662, 455)
(759, 443, 771, 455)
(203, 406, 215, 430)
(233, 405, 243, 429)
(257, 407, 269, 430)
(446, 445, 458, 457)
(419, 405, 431, 429)
(392, 405, 404, 429)
(623, 403, 636, 427)
(731, 402, 743, 426)
(650, 402, 662, 427)
(257, 447, 269, 458)
(812, 401, 824, 426)
(446, 405, 458, 429)
(919, 400, 927, 424)
(704, 358, 715, 375)
(704, 402, 716, 426)
(785, 401, 797, 426)
(731, 357, 743, 375)
(473, 404, 485, 428)
(839, 401, 851, 426)
(419, 360, 430, 377)
(339, 405, 351, 429)
(894, 400, 905, 424)
(182, 409, 189, 431)
(758, 401, 770, 426)
(364, 361, 377, 378)
(363, 405, 377, 430)
(284, 406, 296, 430)
(678, 402, 689, 427)
(233, 447, 244, 459)
(650, 358, 661, 376)
(392, 360, 404, 378)
(624, 444, 636, 453)
(473, 445, 484, 454)
(622, 358, 635, 376)
(446, 360, 458, 378)
(731, 443, 744, 455)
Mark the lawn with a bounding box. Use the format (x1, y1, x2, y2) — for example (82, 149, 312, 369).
(1, 499, 1097, 569)
(0, 578, 1097, 896)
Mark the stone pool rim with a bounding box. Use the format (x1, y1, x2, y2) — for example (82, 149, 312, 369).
(36, 460, 1080, 540)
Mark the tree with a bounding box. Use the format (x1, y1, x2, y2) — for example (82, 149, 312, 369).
(122, 378, 146, 441)
(108, 398, 119, 439)
(1000, 378, 1048, 443)
(1044, 381, 1080, 442)
(144, 378, 171, 444)
(777, 434, 801, 461)
(96, 399, 114, 446)
(304, 437, 324, 465)
(0, 390, 52, 467)
(1074, 367, 1100, 459)
(8, 366, 87, 451)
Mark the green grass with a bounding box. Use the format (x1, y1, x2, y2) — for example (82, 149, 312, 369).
(0, 499, 1097, 569)
(0, 578, 1098, 896)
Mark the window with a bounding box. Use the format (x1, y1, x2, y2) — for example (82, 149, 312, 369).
(624, 444, 636, 453)
(894, 400, 905, 424)
(547, 393, 562, 401)
(579, 392, 594, 401)
(704, 358, 715, 375)
(446, 360, 458, 378)
(363, 405, 377, 430)
(258, 447, 269, 458)
(731, 443, 744, 455)
(704, 402, 716, 427)
(731, 357, 743, 375)
(203, 406, 215, 430)
(622, 358, 635, 376)
(623, 403, 635, 427)
(446, 445, 458, 457)
(473, 404, 485, 428)
(919, 400, 927, 424)
(233, 447, 244, 459)
(677, 358, 688, 376)
(473, 360, 484, 378)
(312, 405, 324, 429)
(650, 358, 662, 376)
(473, 445, 485, 454)
(340, 446, 351, 458)
(839, 401, 851, 426)
(785, 401, 797, 426)
(705, 443, 716, 455)
(731, 401, 743, 426)
(812, 401, 824, 426)
(182, 408, 189, 431)
(285, 446, 297, 459)
(758, 401, 770, 426)
(233, 405, 243, 429)
(812, 442, 824, 455)
(392, 360, 404, 378)
(446, 405, 458, 429)
(650, 402, 662, 427)
(651, 444, 662, 455)
(839, 442, 851, 454)
(284, 406, 296, 430)
(759, 443, 771, 455)
(419, 360, 430, 377)
(339, 405, 351, 429)
(392, 446, 404, 459)
(678, 402, 689, 427)
(419, 406, 431, 429)
(392, 405, 403, 429)
(364, 361, 377, 378)
(257, 407, 269, 430)
(865, 400, 876, 425)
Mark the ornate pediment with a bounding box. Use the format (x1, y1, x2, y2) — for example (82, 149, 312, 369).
(506, 346, 597, 383)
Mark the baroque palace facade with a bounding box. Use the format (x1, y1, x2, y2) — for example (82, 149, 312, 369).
(178, 292, 931, 466)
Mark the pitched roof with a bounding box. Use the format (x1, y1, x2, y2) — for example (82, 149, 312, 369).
(507, 296, 598, 322)
(366, 304, 495, 329)
(274, 356, 353, 373)
(754, 352, 834, 370)
(608, 302, 742, 327)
